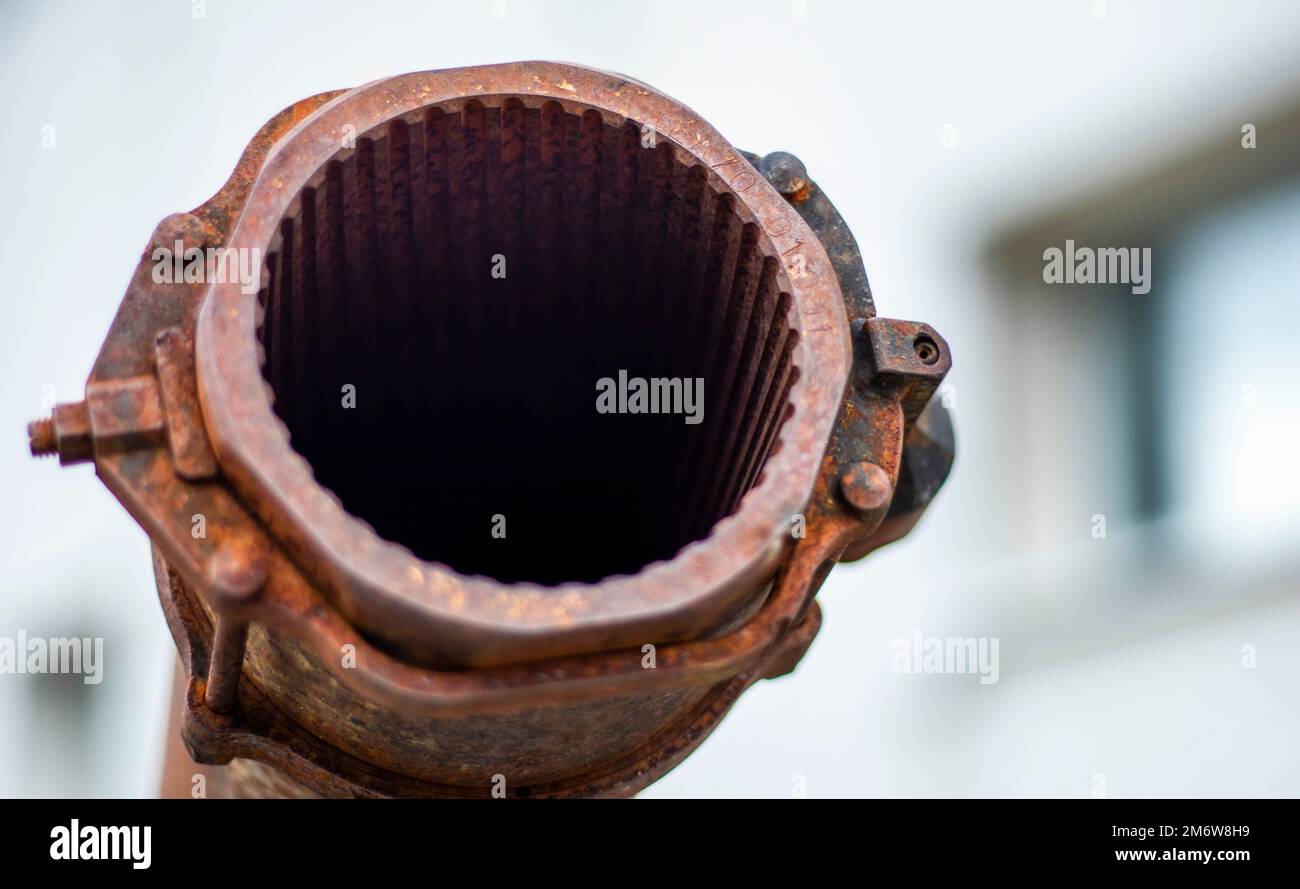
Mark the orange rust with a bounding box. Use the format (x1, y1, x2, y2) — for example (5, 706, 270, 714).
(29, 62, 953, 798)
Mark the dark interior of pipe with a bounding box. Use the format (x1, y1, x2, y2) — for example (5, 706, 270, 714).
(258, 98, 797, 584)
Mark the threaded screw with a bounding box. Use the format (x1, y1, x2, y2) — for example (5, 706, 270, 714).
(28, 416, 57, 457)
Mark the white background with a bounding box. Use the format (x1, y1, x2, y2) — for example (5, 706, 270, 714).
(1, 0, 1298, 797)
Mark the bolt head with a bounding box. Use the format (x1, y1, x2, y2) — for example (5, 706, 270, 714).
(839, 460, 893, 515)
(760, 151, 810, 199)
(205, 543, 269, 606)
(152, 212, 211, 251)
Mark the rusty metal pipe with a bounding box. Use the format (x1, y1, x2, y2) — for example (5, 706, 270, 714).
(27, 62, 953, 798)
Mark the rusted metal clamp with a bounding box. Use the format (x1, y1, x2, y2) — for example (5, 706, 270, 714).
(28, 62, 952, 797)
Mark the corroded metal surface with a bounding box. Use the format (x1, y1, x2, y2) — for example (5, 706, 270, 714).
(29, 61, 953, 797)
(197, 62, 853, 668)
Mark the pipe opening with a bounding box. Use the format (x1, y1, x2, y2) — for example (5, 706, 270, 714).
(257, 98, 798, 585)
